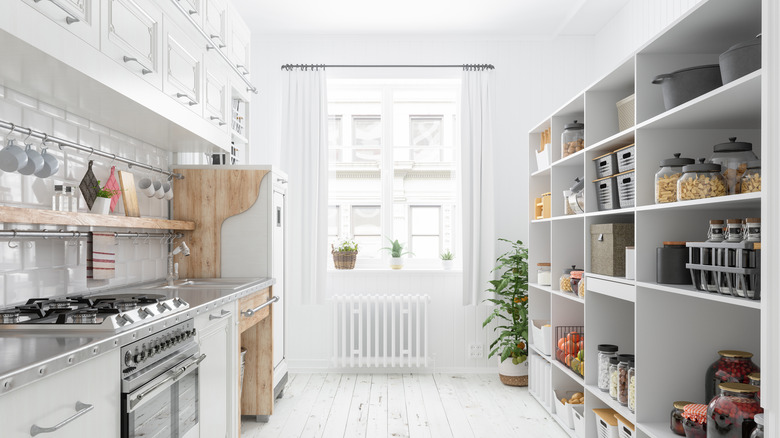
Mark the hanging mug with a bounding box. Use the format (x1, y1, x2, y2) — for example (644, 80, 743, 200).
(18, 143, 43, 175)
(34, 147, 59, 178)
(0, 139, 28, 172)
(137, 177, 155, 197)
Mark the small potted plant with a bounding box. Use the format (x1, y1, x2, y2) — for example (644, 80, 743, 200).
(440, 250, 454, 270)
(332, 238, 358, 270)
(91, 181, 119, 215)
(381, 237, 412, 270)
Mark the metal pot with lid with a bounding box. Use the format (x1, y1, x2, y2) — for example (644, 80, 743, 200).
(711, 137, 759, 194)
(720, 34, 761, 84)
(652, 64, 722, 110)
(655, 153, 695, 204)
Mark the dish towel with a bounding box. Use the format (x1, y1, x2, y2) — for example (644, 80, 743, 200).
(87, 232, 116, 280)
(104, 166, 122, 212)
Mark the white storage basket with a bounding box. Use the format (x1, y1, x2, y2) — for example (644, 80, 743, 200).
(554, 390, 578, 429)
(532, 319, 552, 356)
(615, 170, 636, 208)
(615, 144, 636, 173)
(614, 413, 635, 438)
(616, 94, 635, 132)
(572, 404, 586, 438)
(536, 144, 552, 171)
(593, 409, 619, 438)
(594, 175, 619, 211)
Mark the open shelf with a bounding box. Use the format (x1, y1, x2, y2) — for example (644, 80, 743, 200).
(637, 421, 679, 438)
(553, 360, 584, 384)
(586, 208, 635, 218)
(552, 290, 584, 304)
(636, 281, 761, 310)
(532, 166, 551, 177)
(530, 283, 554, 294)
(585, 384, 635, 425)
(0, 205, 196, 230)
(636, 192, 760, 212)
(584, 128, 635, 157)
(531, 344, 551, 362)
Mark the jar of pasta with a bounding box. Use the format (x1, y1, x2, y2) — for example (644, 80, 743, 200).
(655, 153, 694, 203)
(711, 137, 758, 194)
(678, 159, 727, 201)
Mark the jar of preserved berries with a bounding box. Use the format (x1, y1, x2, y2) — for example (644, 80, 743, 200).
(725, 219, 744, 242)
(741, 160, 761, 193)
(706, 350, 760, 402)
(537, 263, 552, 286)
(683, 403, 709, 438)
(750, 414, 764, 438)
(671, 401, 694, 436)
(570, 270, 584, 297)
(560, 266, 577, 293)
(561, 120, 584, 159)
(598, 344, 619, 392)
(617, 354, 633, 406)
(711, 137, 759, 194)
(708, 219, 726, 242)
(609, 357, 620, 400)
(744, 218, 761, 243)
(748, 373, 760, 403)
(678, 159, 727, 201)
(656, 153, 695, 204)
(707, 383, 762, 438)
(628, 360, 636, 413)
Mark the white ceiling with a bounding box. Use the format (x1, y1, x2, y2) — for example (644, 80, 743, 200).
(234, 0, 631, 37)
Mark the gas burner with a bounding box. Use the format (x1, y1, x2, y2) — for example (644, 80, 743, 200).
(111, 300, 140, 311)
(0, 309, 20, 324)
(45, 300, 77, 310)
(70, 308, 99, 324)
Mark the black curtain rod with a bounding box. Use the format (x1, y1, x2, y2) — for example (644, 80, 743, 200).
(281, 64, 494, 71)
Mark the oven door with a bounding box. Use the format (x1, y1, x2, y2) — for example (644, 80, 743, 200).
(123, 353, 206, 438)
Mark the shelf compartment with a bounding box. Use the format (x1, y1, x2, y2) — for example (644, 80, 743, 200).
(636, 421, 679, 438)
(635, 192, 760, 212)
(584, 128, 636, 159)
(586, 275, 636, 303)
(0, 205, 195, 230)
(531, 344, 552, 363)
(635, 281, 760, 310)
(585, 384, 636, 425)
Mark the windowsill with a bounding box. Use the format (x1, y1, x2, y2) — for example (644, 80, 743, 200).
(328, 267, 463, 275)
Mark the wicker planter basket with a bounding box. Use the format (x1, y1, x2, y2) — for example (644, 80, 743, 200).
(332, 245, 358, 270)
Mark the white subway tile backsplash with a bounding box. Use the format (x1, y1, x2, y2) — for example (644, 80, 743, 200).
(0, 100, 22, 126)
(6, 89, 37, 109)
(38, 102, 66, 120)
(22, 108, 54, 134)
(5, 271, 37, 305)
(64, 111, 90, 128)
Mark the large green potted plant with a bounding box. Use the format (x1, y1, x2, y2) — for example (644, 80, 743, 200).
(381, 237, 413, 269)
(482, 238, 529, 386)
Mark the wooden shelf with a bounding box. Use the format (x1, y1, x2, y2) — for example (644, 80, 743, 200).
(0, 205, 195, 230)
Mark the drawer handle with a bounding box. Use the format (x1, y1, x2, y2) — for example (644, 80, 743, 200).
(122, 56, 152, 75)
(175, 93, 198, 106)
(209, 116, 227, 126)
(242, 296, 279, 317)
(34, 0, 80, 25)
(236, 65, 250, 76)
(209, 309, 231, 320)
(30, 401, 93, 436)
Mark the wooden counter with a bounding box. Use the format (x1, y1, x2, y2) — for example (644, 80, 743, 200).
(238, 286, 274, 422)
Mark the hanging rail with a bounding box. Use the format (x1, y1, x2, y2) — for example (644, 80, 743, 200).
(280, 64, 495, 70)
(0, 120, 184, 180)
(0, 230, 183, 240)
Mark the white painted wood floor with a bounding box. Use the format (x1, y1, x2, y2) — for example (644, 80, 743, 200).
(241, 373, 567, 438)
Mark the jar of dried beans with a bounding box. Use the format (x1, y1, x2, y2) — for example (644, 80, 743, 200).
(560, 266, 577, 293)
(705, 350, 760, 403)
(617, 354, 634, 406)
(627, 360, 636, 413)
(707, 383, 762, 438)
(678, 159, 727, 201)
(561, 120, 584, 159)
(655, 153, 694, 204)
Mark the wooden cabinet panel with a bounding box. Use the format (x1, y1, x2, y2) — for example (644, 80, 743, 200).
(237, 288, 271, 334)
(101, 0, 162, 87)
(22, 0, 99, 48)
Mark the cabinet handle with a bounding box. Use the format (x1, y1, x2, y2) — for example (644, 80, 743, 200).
(277, 178, 288, 184)
(34, 0, 80, 25)
(122, 56, 152, 75)
(209, 309, 231, 320)
(209, 116, 227, 126)
(30, 402, 93, 436)
(209, 35, 227, 48)
(242, 296, 279, 317)
(236, 65, 250, 76)
(175, 93, 198, 106)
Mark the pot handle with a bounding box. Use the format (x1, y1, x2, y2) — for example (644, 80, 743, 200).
(652, 74, 672, 84)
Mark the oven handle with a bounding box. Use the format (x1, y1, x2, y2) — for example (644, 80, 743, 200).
(127, 354, 206, 412)
(242, 295, 279, 317)
(30, 401, 93, 436)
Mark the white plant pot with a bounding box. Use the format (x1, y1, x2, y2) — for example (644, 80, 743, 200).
(390, 257, 404, 270)
(498, 355, 529, 387)
(91, 197, 111, 215)
(442, 260, 454, 270)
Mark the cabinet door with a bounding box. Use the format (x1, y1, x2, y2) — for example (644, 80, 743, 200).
(101, 0, 162, 87)
(164, 21, 202, 113)
(227, 7, 250, 79)
(272, 190, 285, 369)
(0, 350, 120, 438)
(199, 317, 232, 438)
(204, 59, 229, 131)
(22, 0, 99, 48)
(203, 0, 228, 49)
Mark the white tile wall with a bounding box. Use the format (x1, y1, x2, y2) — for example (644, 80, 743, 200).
(0, 86, 174, 306)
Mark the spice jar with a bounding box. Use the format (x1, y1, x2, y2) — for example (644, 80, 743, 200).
(570, 270, 584, 297)
(628, 360, 636, 413)
(707, 383, 762, 438)
(750, 414, 764, 438)
(560, 266, 577, 293)
(537, 263, 552, 286)
(678, 159, 727, 201)
(711, 137, 759, 194)
(741, 160, 761, 193)
(617, 354, 633, 406)
(683, 404, 709, 438)
(671, 401, 694, 436)
(609, 357, 620, 400)
(744, 218, 760, 242)
(708, 219, 726, 242)
(725, 219, 744, 242)
(656, 153, 695, 204)
(705, 350, 760, 402)
(561, 120, 584, 159)
(597, 344, 619, 392)
(748, 373, 760, 403)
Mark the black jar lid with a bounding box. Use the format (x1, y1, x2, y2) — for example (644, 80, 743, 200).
(609, 357, 620, 365)
(564, 120, 584, 130)
(714, 137, 753, 152)
(747, 160, 761, 169)
(617, 354, 634, 363)
(682, 158, 721, 173)
(659, 153, 695, 168)
(597, 344, 618, 353)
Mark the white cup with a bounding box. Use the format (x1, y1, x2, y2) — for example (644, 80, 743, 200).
(137, 177, 155, 197)
(34, 148, 59, 178)
(0, 139, 29, 172)
(162, 182, 173, 200)
(153, 180, 165, 199)
(18, 143, 43, 175)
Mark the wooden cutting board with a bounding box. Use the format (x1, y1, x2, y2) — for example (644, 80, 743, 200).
(118, 171, 140, 217)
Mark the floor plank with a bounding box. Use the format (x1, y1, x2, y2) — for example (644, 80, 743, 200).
(415, 374, 453, 438)
(299, 373, 342, 437)
(277, 373, 328, 438)
(387, 373, 410, 437)
(366, 373, 389, 437)
(431, 374, 475, 438)
(343, 374, 373, 437)
(320, 374, 357, 438)
(402, 374, 431, 438)
(241, 373, 310, 438)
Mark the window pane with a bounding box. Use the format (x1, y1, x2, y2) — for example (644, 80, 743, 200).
(410, 117, 442, 146)
(353, 116, 381, 145)
(328, 206, 340, 238)
(352, 206, 381, 235)
(411, 236, 440, 259)
(328, 116, 343, 146)
(411, 206, 440, 235)
(355, 236, 382, 259)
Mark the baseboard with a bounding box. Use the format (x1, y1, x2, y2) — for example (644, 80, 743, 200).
(286, 359, 498, 375)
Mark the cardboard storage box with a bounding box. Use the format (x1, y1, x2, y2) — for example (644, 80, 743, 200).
(590, 223, 635, 277)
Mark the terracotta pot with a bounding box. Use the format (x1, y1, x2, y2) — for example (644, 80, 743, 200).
(498, 356, 529, 387)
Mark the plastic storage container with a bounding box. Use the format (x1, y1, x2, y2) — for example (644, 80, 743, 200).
(598, 344, 619, 392)
(594, 174, 619, 211)
(537, 263, 552, 286)
(594, 152, 618, 179)
(741, 160, 761, 193)
(614, 144, 636, 173)
(705, 350, 760, 402)
(744, 218, 760, 242)
(656, 153, 695, 204)
(657, 242, 691, 285)
(615, 170, 635, 208)
(614, 413, 634, 438)
(707, 383, 762, 438)
(670, 401, 694, 436)
(708, 219, 726, 242)
(562, 120, 584, 159)
(594, 409, 619, 438)
(678, 159, 727, 201)
(711, 137, 759, 195)
(750, 413, 764, 438)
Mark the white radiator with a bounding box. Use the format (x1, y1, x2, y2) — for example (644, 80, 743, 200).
(332, 294, 430, 368)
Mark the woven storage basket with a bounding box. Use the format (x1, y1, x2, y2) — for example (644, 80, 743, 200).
(616, 94, 635, 132)
(332, 245, 358, 270)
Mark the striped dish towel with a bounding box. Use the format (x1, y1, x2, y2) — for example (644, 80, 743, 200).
(87, 232, 116, 279)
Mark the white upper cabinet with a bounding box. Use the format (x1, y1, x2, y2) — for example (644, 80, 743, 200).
(227, 4, 251, 80)
(203, 0, 228, 50)
(23, 0, 99, 48)
(101, 0, 163, 88)
(164, 21, 203, 113)
(204, 57, 229, 131)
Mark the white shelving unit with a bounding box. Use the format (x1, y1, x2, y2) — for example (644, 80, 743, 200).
(526, 1, 763, 437)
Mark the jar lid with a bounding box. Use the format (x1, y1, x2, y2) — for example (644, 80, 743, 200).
(714, 137, 753, 152)
(563, 265, 578, 274)
(617, 354, 634, 362)
(609, 357, 620, 365)
(718, 350, 753, 358)
(746, 217, 760, 223)
(718, 382, 759, 393)
(659, 153, 695, 167)
(564, 120, 584, 130)
(748, 372, 761, 381)
(663, 241, 686, 246)
(682, 158, 721, 173)
(571, 270, 584, 279)
(747, 160, 761, 169)
(709, 219, 724, 224)
(673, 401, 695, 410)
(597, 344, 619, 353)
(755, 413, 764, 426)
(570, 177, 584, 193)
(537, 262, 551, 266)
(755, 243, 762, 250)
(628, 359, 635, 367)
(726, 219, 743, 224)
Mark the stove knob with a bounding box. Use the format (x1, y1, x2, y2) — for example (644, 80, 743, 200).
(134, 353, 142, 363)
(125, 351, 134, 366)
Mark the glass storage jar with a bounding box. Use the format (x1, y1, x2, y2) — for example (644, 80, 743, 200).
(748, 373, 760, 403)
(725, 219, 744, 242)
(561, 120, 584, 159)
(708, 219, 726, 242)
(683, 403, 709, 438)
(656, 153, 695, 204)
(617, 354, 634, 406)
(707, 383, 762, 438)
(609, 357, 620, 400)
(711, 137, 759, 194)
(559, 266, 577, 293)
(750, 414, 764, 438)
(741, 160, 761, 193)
(564, 177, 585, 214)
(570, 270, 584, 297)
(678, 159, 727, 201)
(537, 263, 552, 286)
(671, 401, 694, 436)
(628, 361, 636, 413)
(744, 218, 760, 242)
(597, 344, 619, 392)
(706, 350, 760, 403)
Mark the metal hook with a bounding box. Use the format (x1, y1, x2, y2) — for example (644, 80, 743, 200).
(110, 154, 117, 167)
(23, 129, 32, 143)
(113, 232, 120, 245)
(68, 232, 80, 247)
(133, 233, 140, 245)
(8, 231, 18, 249)
(87, 147, 94, 159)
(143, 233, 150, 245)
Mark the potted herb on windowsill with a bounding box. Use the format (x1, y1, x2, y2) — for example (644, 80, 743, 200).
(381, 237, 412, 270)
(482, 238, 529, 386)
(91, 181, 119, 215)
(332, 238, 358, 270)
(440, 250, 454, 270)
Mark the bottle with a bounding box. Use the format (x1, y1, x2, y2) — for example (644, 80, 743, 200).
(750, 413, 764, 438)
(743, 218, 760, 242)
(68, 186, 79, 212)
(707, 219, 725, 242)
(64, 186, 74, 212)
(628, 361, 636, 413)
(52, 185, 64, 211)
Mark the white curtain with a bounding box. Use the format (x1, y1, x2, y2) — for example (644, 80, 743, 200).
(461, 68, 496, 306)
(281, 67, 329, 304)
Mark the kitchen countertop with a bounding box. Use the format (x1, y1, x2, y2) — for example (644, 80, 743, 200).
(0, 277, 275, 396)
